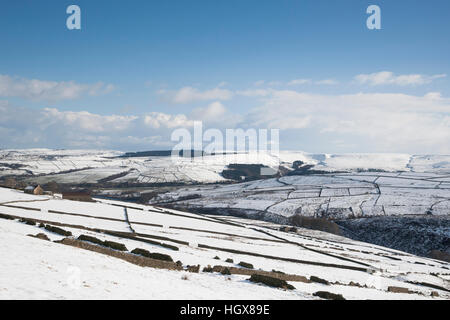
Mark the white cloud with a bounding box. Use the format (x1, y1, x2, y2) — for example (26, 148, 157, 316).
(355, 71, 447, 86)
(0, 102, 141, 148)
(0, 98, 246, 149)
(160, 86, 233, 104)
(236, 89, 271, 97)
(41, 108, 137, 132)
(287, 79, 311, 86)
(424, 92, 442, 100)
(246, 90, 450, 153)
(0, 75, 114, 102)
(315, 79, 339, 85)
(191, 101, 226, 121)
(143, 112, 194, 129)
(190, 101, 242, 127)
(118, 135, 168, 146)
(2, 72, 450, 153)
(270, 78, 339, 86)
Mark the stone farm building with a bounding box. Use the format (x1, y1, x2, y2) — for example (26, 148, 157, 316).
(24, 185, 44, 195)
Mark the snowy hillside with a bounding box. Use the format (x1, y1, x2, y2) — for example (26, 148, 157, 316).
(0, 187, 449, 299)
(150, 172, 450, 257)
(1, 149, 450, 185)
(151, 172, 450, 219)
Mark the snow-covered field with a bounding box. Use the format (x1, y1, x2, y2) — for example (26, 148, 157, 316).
(0, 187, 448, 300)
(1, 149, 450, 185)
(151, 172, 450, 258)
(151, 172, 450, 219)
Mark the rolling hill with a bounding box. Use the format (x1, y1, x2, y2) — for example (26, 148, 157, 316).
(0, 187, 449, 299)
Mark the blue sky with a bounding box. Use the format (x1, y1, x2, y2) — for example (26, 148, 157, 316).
(0, 0, 449, 153)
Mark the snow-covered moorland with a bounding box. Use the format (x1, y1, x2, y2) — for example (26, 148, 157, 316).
(153, 172, 450, 257)
(0, 187, 448, 300)
(1, 149, 450, 185)
(151, 171, 450, 219)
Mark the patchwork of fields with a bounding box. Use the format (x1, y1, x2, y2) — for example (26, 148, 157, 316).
(152, 172, 450, 219)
